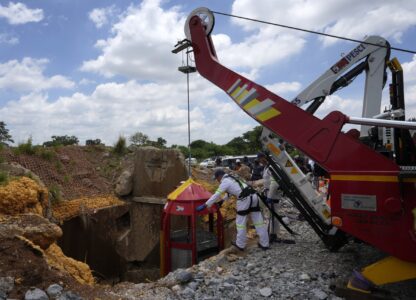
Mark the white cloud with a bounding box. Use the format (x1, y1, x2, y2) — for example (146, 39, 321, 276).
(265, 81, 302, 98)
(0, 2, 43, 25)
(81, 0, 186, 81)
(0, 33, 18, 45)
(231, 0, 416, 46)
(79, 78, 96, 86)
(0, 78, 254, 146)
(212, 32, 305, 70)
(89, 6, 117, 29)
(81, 0, 306, 82)
(403, 55, 416, 118)
(0, 57, 75, 92)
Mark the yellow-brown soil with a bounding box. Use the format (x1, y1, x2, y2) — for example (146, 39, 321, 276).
(52, 195, 125, 222)
(0, 177, 47, 215)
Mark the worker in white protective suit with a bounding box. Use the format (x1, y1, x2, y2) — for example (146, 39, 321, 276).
(257, 152, 295, 244)
(257, 152, 281, 243)
(196, 169, 269, 251)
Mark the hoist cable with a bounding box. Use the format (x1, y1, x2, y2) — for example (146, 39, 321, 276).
(211, 11, 416, 55)
(186, 50, 192, 178)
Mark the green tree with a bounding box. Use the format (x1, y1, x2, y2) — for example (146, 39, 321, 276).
(43, 135, 79, 147)
(129, 132, 149, 146)
(0, 121, 14, 145)
(154, 137, 167, 148)
(86, 138, 103, 146)
(242, 126, 263, 153)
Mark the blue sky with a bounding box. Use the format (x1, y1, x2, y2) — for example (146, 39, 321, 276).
(0, 0, 416, 146)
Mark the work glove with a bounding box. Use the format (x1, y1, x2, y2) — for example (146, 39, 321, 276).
(196, 204, 207, 212)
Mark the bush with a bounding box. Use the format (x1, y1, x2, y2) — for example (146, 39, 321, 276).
(113, 136, 127, 155)
(43, 135, 79, 147)
(86, 139, 103, 146)
(33, 146, 56, 161)
(49, 184, 62, 203)
(14, 137, 35, 155)
(0, 171, 8, 185)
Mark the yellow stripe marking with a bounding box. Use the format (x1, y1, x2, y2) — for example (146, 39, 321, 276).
(267, 143, 281, 156)
(230, 86, 241, 98)
(236, 89, 249, 103)
(243, 99, 260, 110)
(257, 108, 280, 121)
(331, 175, 416, 183)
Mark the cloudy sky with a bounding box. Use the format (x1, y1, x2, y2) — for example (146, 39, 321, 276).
(0, 0, 416, 146)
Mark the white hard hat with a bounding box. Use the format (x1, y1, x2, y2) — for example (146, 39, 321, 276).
(236, 159, 241, 163)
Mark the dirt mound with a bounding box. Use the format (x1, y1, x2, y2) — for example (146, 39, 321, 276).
(52, 195, 125, 222)
(1, 146, 117, 200)
(0, 177, 47, 215)
(45, 243, 94, 285)
(0, 237, 115, 299)
(0, 177, 99, 292)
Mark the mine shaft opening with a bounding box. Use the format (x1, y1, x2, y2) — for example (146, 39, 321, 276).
(57, 207, 161, 284)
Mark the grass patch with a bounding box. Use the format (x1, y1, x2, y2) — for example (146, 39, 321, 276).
(37, 147, 56, 161)
(0, 171, 8, 185)
(63, 174, 71, 183)
(49, 184, 62, 204)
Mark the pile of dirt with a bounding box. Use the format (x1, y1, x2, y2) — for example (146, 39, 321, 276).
(0, 176, 47, 215)
(0, 237, 115, 299)
(1, 145, 120, 200)
(0, 177, 105, 297)
(52, 195, 125, 222)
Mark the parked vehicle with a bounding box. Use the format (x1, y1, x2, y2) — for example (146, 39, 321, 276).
(199, 159, 216, 168)
(185, 157, 197, 166)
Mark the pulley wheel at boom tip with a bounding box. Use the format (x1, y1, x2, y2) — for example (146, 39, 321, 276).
(185, 7, 215, 41)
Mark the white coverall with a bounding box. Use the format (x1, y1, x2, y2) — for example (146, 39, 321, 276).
(205, 175, 269, 249)
(263, 165, 281, 236)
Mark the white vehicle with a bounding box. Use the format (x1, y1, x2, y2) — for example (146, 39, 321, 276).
(185, 157, 197, 166)
(199, 159, 216, 168)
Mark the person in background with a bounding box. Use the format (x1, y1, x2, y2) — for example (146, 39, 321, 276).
(243, 156, 252, 170)
(257, 152, 294, 244)
(250, 159, 264, 181)
(236, 159, 252, 181)
(215, 157, 222, 167)
(196, 169, 269, 251)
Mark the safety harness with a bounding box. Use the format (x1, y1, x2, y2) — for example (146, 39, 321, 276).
(225, 174, 260, 216)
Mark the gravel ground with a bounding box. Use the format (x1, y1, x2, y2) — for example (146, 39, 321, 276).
(111, 199, 416, 300)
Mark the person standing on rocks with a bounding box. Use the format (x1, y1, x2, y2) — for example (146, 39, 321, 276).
(196, 169, 270, 251)
(257, 152, 284, 243)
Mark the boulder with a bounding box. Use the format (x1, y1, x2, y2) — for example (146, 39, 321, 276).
(0, 214, 62, 249)
(115, 169, 133, 196)
(132, 147, 187, 197)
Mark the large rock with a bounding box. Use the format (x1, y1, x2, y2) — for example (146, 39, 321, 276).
(0, 214, 62, 249)
(132, 147, 188, 197)
(0, 162, 45, 188)
(115, 169, 133, 196)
